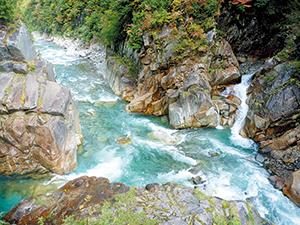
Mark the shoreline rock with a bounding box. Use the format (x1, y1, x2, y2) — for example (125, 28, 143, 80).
(2, 176, 271, 225)
(0, 22, 83, 178)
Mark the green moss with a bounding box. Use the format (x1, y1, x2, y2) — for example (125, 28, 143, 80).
(222, 200, 229, 208)
(30, 66, 36, 72)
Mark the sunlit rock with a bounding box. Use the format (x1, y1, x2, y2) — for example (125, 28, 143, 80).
(0, 71, 83, 177)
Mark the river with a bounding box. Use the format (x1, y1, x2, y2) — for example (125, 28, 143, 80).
(1, 40, 300, 224)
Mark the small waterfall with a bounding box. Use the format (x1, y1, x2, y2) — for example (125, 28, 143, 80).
(225, 72, 256, 147)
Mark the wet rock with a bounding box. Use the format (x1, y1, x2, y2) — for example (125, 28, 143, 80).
(116, 136, 132, 145)
(0, 40, 10, 61)
(190, 176, 202, 185)
(86, 108, 97, 115)
(169, 90, 218, 129)
(146, 183, 163, 191)
(40, 81, 71, 117)
(209, 152, 220, 157)
(255, 154, 265, 163)
(2, 176, 130, 224)
(148, 130, 180, 145)
(210, 66, 240, 86)
(97, 136, 108, 142)
(188, 163, 202, 175)
(283, 170, 300, 207)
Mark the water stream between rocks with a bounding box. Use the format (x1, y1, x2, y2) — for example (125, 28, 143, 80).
(1, 40, 300, 224)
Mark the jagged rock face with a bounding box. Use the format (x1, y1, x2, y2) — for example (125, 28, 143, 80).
(2, 176, 270, 225)
(217, 7, 285, 59)
(242, 61, 300, 155)
(1, 21, 37, 62)
(0, 71, 82, 177)
(2, 176, 130, 224)
(0, 21, 81, 178)
(241, 59, 300, 205)
(106, 31, 241, 129)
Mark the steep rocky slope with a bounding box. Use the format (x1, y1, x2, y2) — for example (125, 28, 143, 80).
(106, 27, 242, 129)
(0, 21, 83, 178)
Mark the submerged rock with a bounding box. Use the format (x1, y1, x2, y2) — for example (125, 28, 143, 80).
(2, 176, 271, 225)
(148, 130, 180, 145)
(188, 163, 203, 175)
(116, 136, 132, 145)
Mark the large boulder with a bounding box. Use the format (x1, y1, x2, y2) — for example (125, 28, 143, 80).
(5, 21, 37, 62)
(169, 89, 218, 129)
(0, 72, 83, 177)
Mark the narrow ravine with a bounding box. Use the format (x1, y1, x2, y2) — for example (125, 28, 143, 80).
(1, 40, 300, 225)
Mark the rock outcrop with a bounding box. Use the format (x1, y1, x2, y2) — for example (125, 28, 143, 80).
(106, 27, 242, 129)
(0, 22, 83, 178)
(0, 21, 36, 62)
(2, 176, 270, 225)
(241, 56, 300, 205)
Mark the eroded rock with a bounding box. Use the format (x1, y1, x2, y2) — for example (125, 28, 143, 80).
(0, 71, 83, 177)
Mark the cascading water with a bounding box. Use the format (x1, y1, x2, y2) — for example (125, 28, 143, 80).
(229, 73, 256, 148)
(1, 40, 300, 225)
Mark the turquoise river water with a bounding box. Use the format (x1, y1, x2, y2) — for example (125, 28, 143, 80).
(1, 40, 300, 224)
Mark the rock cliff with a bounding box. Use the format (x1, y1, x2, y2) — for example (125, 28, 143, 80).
(239, 24, 300, 206)
(0, 21, 83, 178)
(106, 27, 242, 129)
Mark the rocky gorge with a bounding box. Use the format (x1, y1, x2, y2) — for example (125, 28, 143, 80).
(104, 14, 300, 211)
(1, 0, 300, 224)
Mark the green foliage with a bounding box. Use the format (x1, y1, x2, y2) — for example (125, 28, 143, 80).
(0, 0, 15, 22)
(0, 212, 9, 225)
(37, 217, 44, 225)
(22, 0, 222, 51)
(30, 66, 36, 71)
(62, 188, 159, 225)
